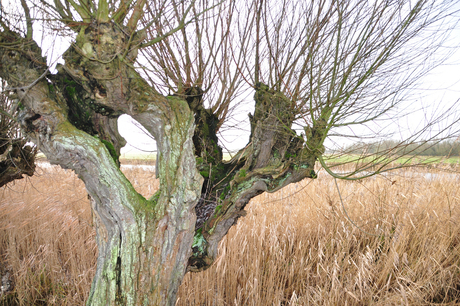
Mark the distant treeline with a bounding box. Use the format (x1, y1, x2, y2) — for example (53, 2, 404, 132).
(342, 140, 460, 157)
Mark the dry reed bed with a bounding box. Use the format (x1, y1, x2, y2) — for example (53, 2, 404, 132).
(1, 163, 459, 305)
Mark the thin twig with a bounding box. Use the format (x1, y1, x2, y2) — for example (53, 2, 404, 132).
(4, 68, 50, 92)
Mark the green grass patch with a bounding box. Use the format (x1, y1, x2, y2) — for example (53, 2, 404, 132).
(324, 154, 460, 166)
(120, 152, 157, 161)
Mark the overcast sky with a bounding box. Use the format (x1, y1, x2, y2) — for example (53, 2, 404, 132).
(4, 0, 459, 155)
(119, 41, 460, 155)
(118, 8, 460, 155)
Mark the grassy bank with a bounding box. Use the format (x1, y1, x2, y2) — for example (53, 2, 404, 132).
(324, 153, 460, 167)
(1, 163, 459, 305)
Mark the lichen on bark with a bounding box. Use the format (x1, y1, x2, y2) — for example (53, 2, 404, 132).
(1, 14, 327, 304)
(1, 22, 202, 305)
(187, 83, 324, 272)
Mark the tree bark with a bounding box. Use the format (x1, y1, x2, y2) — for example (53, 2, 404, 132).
(0, 19, 325, 305)
(0, 137, 36, 188)
(0, 25, 202, 305)
(188, 83, 323, 271)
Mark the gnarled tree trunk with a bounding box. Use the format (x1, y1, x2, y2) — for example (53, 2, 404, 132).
(0, 0, 455, 303)
(0, 16, 325, 306)
(187, 83, 324, 271)
(0, 25, 203, 305)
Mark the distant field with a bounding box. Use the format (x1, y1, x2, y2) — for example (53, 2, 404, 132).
(39, 151, 235, 163)
(1, 163, 460, 305)
(38, 150, 459, 166)
(120, 152, 157, 161)
(324, 153, 460, 166)
(121, 152, 235, 161)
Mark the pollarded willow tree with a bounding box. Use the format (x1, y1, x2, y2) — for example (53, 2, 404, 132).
(0, 0, 459, 304)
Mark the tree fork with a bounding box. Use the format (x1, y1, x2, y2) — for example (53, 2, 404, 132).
(52, 67, 126, 165)
(178, 86, 232, 232)
(187, 83, 321, 271)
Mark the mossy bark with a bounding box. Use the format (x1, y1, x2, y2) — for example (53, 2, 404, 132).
(0, 21, 328, 303)
(187, 83, 325, 271)
(0, 26, 202, 305)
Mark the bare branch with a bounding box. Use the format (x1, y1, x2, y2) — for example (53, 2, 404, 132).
(126, 0, 146, 30)
(20, 0, 33, 39)
(96, 0, 109, 22)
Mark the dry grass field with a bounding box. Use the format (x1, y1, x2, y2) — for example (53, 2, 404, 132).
(1, 161, 460, 305)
